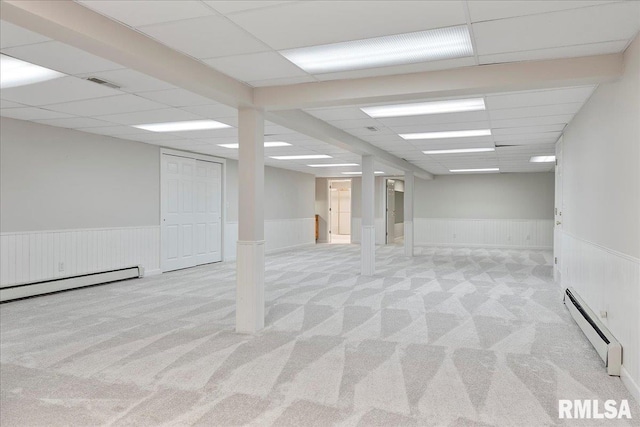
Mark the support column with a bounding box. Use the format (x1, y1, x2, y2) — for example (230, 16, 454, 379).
(361, 155, 375, 275)
(236, 107, 265, 333)
(404, 171, 414, 257)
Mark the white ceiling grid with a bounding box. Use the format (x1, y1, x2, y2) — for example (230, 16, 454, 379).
(1, 1, 639, 176)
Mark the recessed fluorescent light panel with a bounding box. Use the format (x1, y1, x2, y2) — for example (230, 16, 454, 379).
(270, 155, 332, 160)
(450, 168, 499, 173)
(342, 171, 385, 175)
(530, 155, 556, 163)
(0, 54, 64, 88)
(133, 120, 231, 132)
(280, 25, 473, 74)
(218, 142, 292, 149)
(307, 163, 359, 168)
(362, 98, 485, 118)
(423, 148, 495, 155)
(400, 129, 492, 140)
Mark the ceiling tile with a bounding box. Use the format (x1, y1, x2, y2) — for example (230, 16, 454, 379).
(227, 1, 467, 50)
(0, 20, 50, 48)
(203, 1, 294, 15)
(0, 77, 121, 106)
(486, 86, 596, 110)
(76, 69, 175, 93)
(94, 108, 203, 125)
(374, 111, 491, 128)
(181, 103, 238, 118)
(488, 103, 584, 120)
(204, 51, 308, 82)
(77, 0, 216, 27)
(44, 94, 167, 116)
(468, 1, 618, 22)
(79, 126, 151, 136)
(33, 117, 115, 129)
(139, 88, 217, 107)
(0, 107, 73, 121)
(138, 15, 268, 59)
(473, 2, 640, 56)
(0, 100, 26, 109)
(2, 41, 123, 75)
(490, 115, 575, 128)
(493, 124, 565, 135)
(479, 40, 629, 64)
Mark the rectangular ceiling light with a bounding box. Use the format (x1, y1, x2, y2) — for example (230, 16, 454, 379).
(423, 148, 495, 155)
(0, 54, 64, 89)
(362, 98, 485, 118)
(400, 129, 492, 140)
(530, 155, 556, 163)
(218, 142, 291, 149)
(307, 163, 359, 168)
(270, 155, 332, 160)
(342, 171, 385, 175)
(280, 25, 473, 74)
(133, 120, 231, 132)
(450, 168, 500, 173)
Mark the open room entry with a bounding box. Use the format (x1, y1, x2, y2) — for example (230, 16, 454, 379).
(329, 179, 351, 244)
(386, 179, 405, 244)
(161, 150, 224, 272)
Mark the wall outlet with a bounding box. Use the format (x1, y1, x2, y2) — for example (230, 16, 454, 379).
(58, 262, 65, 272)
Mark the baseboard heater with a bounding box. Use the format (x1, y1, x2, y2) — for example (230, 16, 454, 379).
(563, 287, 622, 376)
(0, 266, 144, 303)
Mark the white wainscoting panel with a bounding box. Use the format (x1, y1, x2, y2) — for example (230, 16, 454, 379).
(224, 218, 315, 261)
(0, 226, 160, 288)
(561, 232, 640, 400)
(351, 218, 385, 245)
(414, 218, 553, 249)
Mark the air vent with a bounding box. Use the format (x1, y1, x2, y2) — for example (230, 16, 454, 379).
(365, 126, 379, 132)
(85, 77, 120, 89)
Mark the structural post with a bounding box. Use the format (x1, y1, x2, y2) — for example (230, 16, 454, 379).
(404, 171, 414, 257)
(361, 155, 375, 275)
(236, 107, 265, 333)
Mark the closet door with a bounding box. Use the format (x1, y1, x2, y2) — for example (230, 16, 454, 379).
(194, 160, 222, 265)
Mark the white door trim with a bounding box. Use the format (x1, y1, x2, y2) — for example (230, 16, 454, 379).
(160, 148, 226, 272)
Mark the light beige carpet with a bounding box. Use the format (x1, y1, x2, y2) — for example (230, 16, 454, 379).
(1, 244, 638, 426)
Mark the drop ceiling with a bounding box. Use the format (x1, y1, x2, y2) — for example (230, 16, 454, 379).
(1, 1, 639, 177)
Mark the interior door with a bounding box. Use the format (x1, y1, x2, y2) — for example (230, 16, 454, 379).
(338, 188, 351, 234)
(329, 187, 339, 241)
(162, 154, 196, 271)
(194, 160, 222, 265)
(554, 139, 563, 282)
(386, 179, 395, 244)
(162, 154, 222, 272)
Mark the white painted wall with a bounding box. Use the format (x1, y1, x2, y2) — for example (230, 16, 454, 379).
(411, 173, 555, 248)
(1, 118, 315, 285)
(560, 35, 640, 399)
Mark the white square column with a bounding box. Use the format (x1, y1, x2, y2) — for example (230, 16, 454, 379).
(404, 171, 414, 257)
(361, 155, 375, 275)
(236, 107, 265, 333)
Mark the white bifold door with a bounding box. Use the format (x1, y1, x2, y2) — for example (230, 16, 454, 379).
(162, 154, 222, 272)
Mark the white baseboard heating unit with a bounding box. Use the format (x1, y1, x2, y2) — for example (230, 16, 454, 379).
(563, 287, 622, 376)
(0, 266, 144, 303)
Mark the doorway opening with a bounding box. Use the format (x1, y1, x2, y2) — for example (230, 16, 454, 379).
(386, 179, 405, 245)
(329, 179, 351, 244)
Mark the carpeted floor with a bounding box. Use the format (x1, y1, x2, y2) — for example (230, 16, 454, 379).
(1, 244, 638, 426)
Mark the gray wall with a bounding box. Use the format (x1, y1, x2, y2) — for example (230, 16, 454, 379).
(1, 117, 160, 232)
(563, 39, 639, 258)
(414, 173, 555, 219)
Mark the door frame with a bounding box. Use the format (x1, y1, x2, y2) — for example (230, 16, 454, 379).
(160, 148, 226, 272)
(328, 179, 352, 244)
(553, 138, 563, 283)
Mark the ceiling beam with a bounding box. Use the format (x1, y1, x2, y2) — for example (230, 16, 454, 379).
(266, 110, 433, 180)
(0, 0, 253, 108)
(254, 54, 624, 110)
